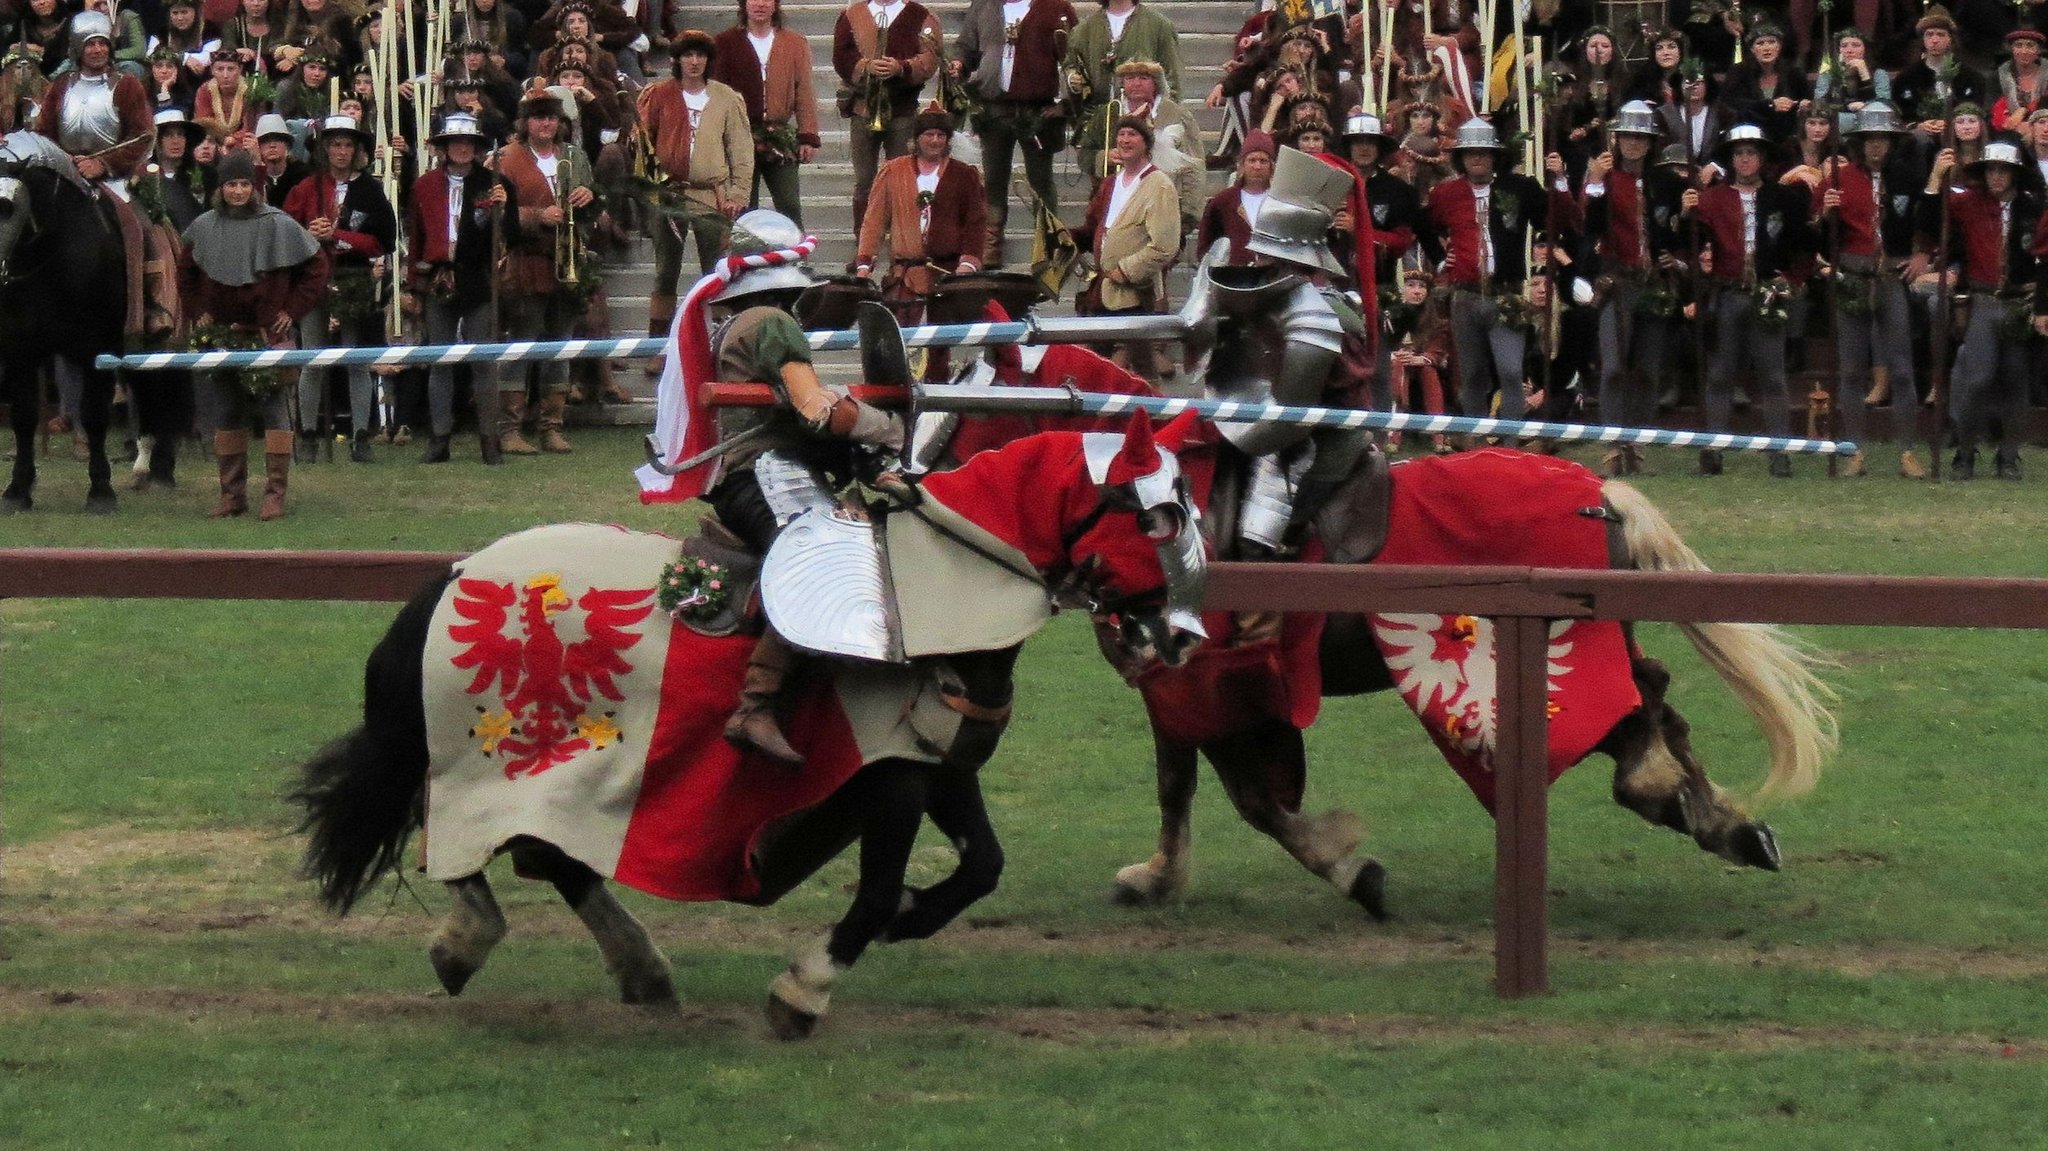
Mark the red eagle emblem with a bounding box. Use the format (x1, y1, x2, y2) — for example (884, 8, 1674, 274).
(446, 572, 656, 778)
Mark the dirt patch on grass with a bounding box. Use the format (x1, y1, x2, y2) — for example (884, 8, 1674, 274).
(9, 826, 2048, 982)
(0, 983, 2035, 1062)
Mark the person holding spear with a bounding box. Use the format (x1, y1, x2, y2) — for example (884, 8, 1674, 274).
(1679, 124, 1819, 477)
(1819, 102, 1930, 478)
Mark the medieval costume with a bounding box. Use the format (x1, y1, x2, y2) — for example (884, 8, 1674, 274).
(832, 0, 944, 235)
(1686, 124, 1819, 477)
(710, 14, 821, 225)
(1819, 103, 1930, 478)
(403, 112, 522, 462)
(181, 148, 331, 519)
(281, 113, 397, 463)
(1064, 0, 1184, 177)
(1419, 119, 1579, 425)
(637, 31, 754, 362)
(1580, 101, 1682, 473)
(495, 89, 597, 455)
(953, 0, 1079, 265)
(1938, 141, 2039, 479)
(853, 105, 988, 333)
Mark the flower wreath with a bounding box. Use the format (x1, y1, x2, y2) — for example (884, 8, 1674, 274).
(657, 556, 731, 622)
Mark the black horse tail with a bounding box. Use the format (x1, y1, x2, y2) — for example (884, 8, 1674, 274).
(291, 574, 452, 915)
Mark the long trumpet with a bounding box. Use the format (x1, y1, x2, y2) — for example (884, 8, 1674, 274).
(556, 179, 580, 285)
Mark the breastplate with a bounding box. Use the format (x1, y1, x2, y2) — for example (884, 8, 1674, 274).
(59, 76, 123, 157)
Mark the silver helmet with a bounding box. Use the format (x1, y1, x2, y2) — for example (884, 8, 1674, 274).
(1451, 117, 1505, 154)
(1341, 110, 1394, 148)
(1611, 100, 1660, 138)
(716, 209, 817, 304)
(69, 10, 113, 55)
(1847, 101, 1909, 138)
(1713, 123, 1772, 164)
(1245, 146, 1355, 276)
(1967, 139, 2027, 175)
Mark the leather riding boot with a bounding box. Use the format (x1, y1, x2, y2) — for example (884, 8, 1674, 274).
(498, 391, 539, 454)
(1899, 449, 1929, 479)
(597, 357, 635, 403)
(725, 629, 806, 766)
(644, 292, 677, 377)
(479, 431, 504, 466)
(209, 429, 249, 518)
(259, 429, 293, 520)
(1864, 365, 1891, 407)
(538, 392, 573, 453)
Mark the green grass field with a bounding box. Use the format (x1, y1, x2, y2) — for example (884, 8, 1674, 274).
(5, 428, 2048, 1149)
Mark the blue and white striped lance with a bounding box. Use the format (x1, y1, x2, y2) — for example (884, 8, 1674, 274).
(912, 383, 1859, 457)
(95, 319, 1092, 372)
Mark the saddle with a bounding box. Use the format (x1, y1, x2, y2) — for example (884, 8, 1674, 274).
(670, 518, 764, 638)
(1312, 445, 1393, 565)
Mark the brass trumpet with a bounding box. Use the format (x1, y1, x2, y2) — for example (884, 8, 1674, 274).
(866, 76, 891, 133)
(556, 180, 581, 286)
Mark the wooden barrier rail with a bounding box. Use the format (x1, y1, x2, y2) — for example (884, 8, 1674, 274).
(4, 548, 2046, 997)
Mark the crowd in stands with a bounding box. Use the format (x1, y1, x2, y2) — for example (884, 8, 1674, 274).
(11, 0, 2048, 520)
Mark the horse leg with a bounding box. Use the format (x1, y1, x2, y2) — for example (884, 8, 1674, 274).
(3, 357, 34, 511)
(508, 840, 677, 1010)
(76, 358, 117, 513)
(1111, 734, 1198, 907)
(1601, 656, 1781, 871)
(428, 872, 509, 997)
(1204, 720, 1388, 920)
(761, 761, 929, 1040)
(881, 766, 1005, 943)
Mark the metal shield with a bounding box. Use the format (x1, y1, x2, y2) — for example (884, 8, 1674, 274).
(761, 507, 903, 663)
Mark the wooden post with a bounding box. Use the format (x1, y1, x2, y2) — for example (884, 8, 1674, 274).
(1492, 614, 1552, 997)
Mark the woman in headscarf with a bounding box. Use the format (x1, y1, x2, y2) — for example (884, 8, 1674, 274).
(179, 148, 330, 519)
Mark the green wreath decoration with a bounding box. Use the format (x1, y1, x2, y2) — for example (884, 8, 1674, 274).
(185, 322, 281, 400)
(657, 557, 732, 622)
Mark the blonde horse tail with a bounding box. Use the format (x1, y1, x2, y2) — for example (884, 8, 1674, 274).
(1603, 480, 1840, 802)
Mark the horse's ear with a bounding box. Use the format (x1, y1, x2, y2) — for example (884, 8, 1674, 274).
(1109, 407, 1160, 482)
(1154, 410, 1201, 453)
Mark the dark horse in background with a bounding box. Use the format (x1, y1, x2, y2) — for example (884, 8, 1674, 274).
(0, 131, 136, 513)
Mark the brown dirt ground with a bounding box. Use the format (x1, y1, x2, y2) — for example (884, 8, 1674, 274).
(0, 983, 2037, 1062)
(8, 824, 2048, 985)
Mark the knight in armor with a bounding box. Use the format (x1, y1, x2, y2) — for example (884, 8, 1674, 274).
(1180, 144, 1368, 581)
(34, 10, 157, 344)
(34, 14, 152, 201)
(701, 210, 908, 765)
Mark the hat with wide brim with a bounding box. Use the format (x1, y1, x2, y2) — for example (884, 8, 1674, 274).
(153, 108, 207, 144)
(254, 113, 294, 141)
(315, 112, 374, 147)
(1845, 101, 1911, 138)
(429, 112, 490, 145)
(1965, 140, 2027, 177)
(1340, 111, 1395, 148)
(1714, 123, 1776, 164)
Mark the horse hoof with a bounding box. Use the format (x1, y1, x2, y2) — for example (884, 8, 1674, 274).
(1349, 859, 1390, 921)
(1728, 823, 1782, 872)
(621, 974, 680, 1011)
(0, 493, 29, 514)
(429, 944, 481, 997)
(85, 492, 117, 515)
(1110, 860, 1179, 907)
(764, 992, 819, 1040)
